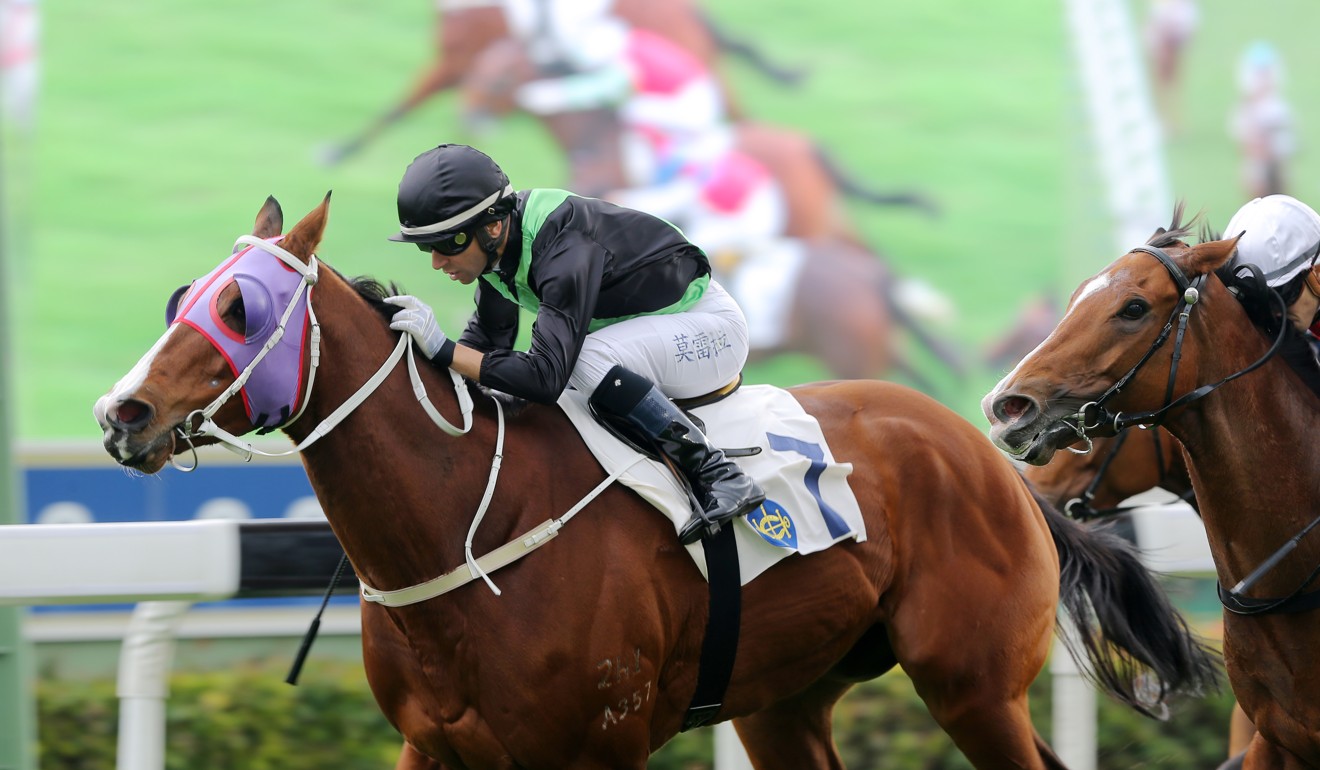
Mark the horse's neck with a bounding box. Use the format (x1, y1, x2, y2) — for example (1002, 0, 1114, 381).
(1169, 349, 1320, 589)
(282, 302, 500, 591)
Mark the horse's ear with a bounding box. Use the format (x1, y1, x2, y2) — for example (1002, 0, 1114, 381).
(1185, 234, 1242, 276)
(254, 196, 283, 240)
(280, 191, 332, 264)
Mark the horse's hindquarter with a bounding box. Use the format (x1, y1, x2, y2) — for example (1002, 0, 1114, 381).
(789, 381, 1059, 677)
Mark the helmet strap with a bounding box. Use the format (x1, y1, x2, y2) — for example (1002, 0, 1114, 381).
(476, 216, 510, 273)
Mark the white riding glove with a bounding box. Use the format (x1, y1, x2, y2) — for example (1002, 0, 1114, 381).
(384, 295, 450, 361)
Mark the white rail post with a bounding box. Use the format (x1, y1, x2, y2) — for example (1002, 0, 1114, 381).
(1051, 620, 1097, 770)
(116, 600, 193, 770)
(714, 721, 753, 770)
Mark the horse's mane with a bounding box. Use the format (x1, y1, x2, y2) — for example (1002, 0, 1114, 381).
(346, 272, 404, 322)
(345, 272, 535, 415)
(1145, 201, 1199, 249)
(1145, 210, 1320, 401)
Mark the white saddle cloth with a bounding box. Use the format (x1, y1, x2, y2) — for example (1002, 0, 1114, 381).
(557, 383, 866, 584)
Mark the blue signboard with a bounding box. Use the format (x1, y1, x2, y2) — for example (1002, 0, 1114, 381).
(20, 445, 350, 612)
(25, 462, 319, 526)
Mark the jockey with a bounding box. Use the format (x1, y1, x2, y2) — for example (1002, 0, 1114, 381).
(1224, 194, 1320, 335)
(500, 0, 787, 256)
(384, 143, 765, 545)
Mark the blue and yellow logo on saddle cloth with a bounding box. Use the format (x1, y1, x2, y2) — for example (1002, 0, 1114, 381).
(557, 383, 867, 585)
(747, 500, 797, 549)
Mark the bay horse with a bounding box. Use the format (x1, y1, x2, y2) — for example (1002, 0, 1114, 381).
(320, 0, 804, 165)
(94, 194, 1218, 769)
(984, 210, 1320, 768)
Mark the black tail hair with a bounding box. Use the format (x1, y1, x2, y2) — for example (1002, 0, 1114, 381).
(1024, 475, 1221, 718)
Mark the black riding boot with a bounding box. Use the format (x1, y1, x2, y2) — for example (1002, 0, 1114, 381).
(590, 365, 765, 545)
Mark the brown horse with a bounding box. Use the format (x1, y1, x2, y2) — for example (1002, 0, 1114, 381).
(321, 0, 804, 165)
(1023, 424, 1262, 766)
(94, 194, 1218, 769)
(1024, 425, 1193, 521)
(984, 212, 1320, 768)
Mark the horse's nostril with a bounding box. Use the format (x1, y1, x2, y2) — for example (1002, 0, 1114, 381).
(109, 398, 154, 430)
(995, 395, 1031, 422)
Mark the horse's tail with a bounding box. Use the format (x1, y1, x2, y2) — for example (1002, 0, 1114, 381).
(696, 9, 809, 86)
(812, 146, 941, 217)
(1025, 477, 1222, 718)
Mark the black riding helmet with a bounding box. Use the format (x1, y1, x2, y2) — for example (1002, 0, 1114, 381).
(388, 144, 516, 254)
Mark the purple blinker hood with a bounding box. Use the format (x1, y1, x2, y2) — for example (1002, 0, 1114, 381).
(168, 236, 312, 430)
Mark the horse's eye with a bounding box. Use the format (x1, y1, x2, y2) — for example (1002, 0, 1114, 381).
(1117, 300, 1148, 320)
(225, 296, 247, 335)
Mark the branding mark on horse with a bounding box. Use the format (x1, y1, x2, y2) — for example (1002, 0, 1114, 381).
(596, 648, 643, 690)
(601, 681, 653, 731)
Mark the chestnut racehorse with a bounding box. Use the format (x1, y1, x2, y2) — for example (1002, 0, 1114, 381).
(95, 194, 1218, 769)
(321, 0, 804, 165)
(985, 211, 1320, 768)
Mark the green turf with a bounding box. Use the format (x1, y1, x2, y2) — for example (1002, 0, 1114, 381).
(7, 0, 1315, 440)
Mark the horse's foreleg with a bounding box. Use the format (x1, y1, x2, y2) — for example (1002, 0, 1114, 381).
(731, 678, 852, 770)
(395, 742, 444, 770)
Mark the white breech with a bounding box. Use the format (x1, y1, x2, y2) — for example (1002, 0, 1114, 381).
(569, 279, 750, 399)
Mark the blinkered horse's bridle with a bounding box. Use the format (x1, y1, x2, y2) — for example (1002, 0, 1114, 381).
(1057, 244, 1320, 615)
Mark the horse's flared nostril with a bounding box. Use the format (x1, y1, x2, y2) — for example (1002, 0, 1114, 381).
(993, 394, 1037, 424)
(108, 398, 155, 432)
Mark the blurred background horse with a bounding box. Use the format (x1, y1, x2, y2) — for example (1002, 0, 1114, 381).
(320, 0, 806, 166)
(458, 36, 936, 236)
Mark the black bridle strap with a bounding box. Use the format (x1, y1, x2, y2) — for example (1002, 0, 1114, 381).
(1064, 428, 1130, 519)
(1112, 285, 1288, 431)
(1073, 244, 1193, 429)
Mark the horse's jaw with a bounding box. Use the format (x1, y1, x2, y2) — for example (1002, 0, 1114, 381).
(96, 417, 178, 474)
(983, 379, 1096, 466)
(988, 417, 1078, 466)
